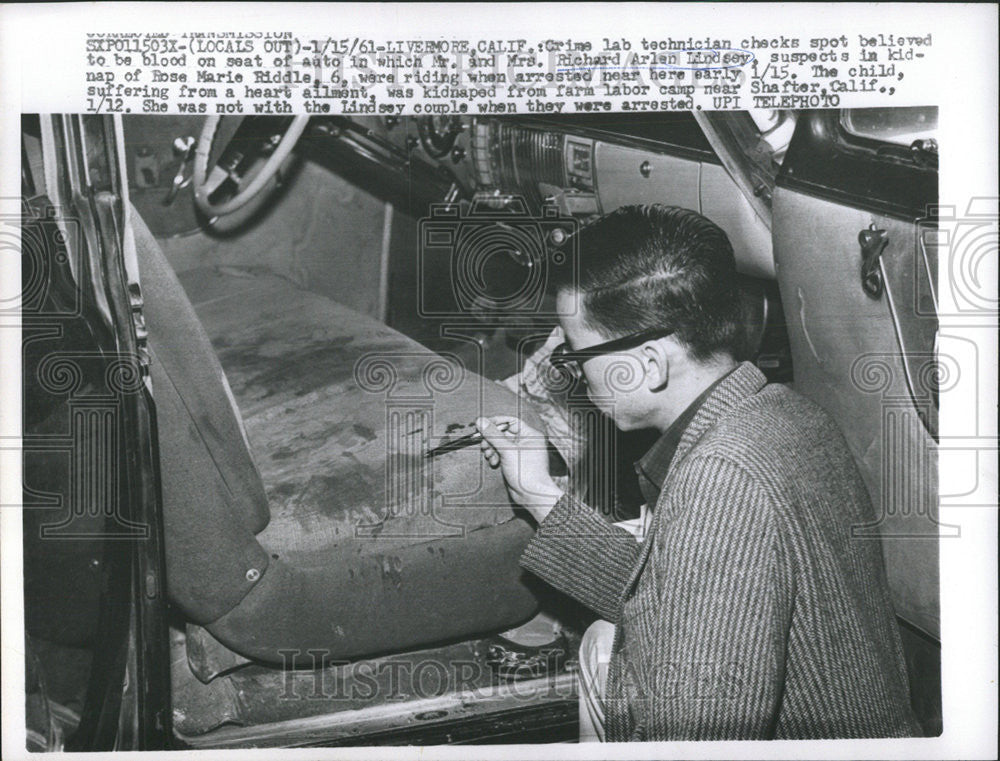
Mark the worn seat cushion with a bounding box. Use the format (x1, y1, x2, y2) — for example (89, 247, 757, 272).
(178, 265, 537, 561)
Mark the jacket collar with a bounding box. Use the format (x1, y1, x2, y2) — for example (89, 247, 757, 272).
(664, 361, 769, 484)
(619, 361, 769, 603)
(633, 367, 733, 505)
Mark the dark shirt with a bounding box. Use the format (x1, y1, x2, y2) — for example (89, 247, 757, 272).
(633, 369, 733, 507)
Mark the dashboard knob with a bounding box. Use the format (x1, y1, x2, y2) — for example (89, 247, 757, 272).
(639, 160, 652, 178)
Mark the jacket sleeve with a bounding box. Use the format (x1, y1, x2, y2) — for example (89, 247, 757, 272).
(641, 455, 794, 740)
(519, 493, 641, 622)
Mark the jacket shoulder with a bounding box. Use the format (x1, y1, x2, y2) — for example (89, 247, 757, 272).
(689, 383, 860, 489)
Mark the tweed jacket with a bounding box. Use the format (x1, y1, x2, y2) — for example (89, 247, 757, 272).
(520, 362, 921, 740)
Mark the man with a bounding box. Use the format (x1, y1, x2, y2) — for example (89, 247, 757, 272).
(475, 205, 920, 741)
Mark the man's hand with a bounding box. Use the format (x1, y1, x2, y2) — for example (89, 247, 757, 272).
(475, 416, 564, 523)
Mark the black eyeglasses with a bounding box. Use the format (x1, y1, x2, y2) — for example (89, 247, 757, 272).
(548, 327, 675, 382)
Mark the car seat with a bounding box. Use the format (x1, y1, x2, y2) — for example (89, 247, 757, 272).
(133, 211, 544, 664)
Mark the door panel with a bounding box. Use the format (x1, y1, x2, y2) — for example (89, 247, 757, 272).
(773, 190, 940, 635)
(773, 109, 942, 735)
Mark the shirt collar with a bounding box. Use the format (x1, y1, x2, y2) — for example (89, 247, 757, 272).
(633, 367, 735, 506)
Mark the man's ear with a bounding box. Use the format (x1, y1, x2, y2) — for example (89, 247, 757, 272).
(640, 341, 670, 392)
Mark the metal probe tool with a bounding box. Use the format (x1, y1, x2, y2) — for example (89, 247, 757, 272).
(423, 421, 511, 458)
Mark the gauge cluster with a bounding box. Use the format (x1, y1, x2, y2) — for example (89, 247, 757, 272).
(309, 115, 601, 216)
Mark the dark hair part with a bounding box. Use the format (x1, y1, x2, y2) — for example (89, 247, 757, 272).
(558, 205, 744, 361)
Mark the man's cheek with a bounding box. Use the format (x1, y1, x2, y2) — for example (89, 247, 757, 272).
(584, 379, 611, 409)
(587, 389, 630, 428)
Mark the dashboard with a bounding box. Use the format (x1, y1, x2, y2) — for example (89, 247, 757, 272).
(303, 113, 776, 279)
(118, 112, 776, 278)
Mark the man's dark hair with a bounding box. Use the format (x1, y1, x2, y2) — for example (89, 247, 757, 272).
(558, 204, 745, 361)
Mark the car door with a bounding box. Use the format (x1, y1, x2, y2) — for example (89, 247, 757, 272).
(772, 107, 941, 734)
(21, 114, 171, 750)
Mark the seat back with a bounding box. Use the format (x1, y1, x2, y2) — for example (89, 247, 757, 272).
(133, 211, 273, 624)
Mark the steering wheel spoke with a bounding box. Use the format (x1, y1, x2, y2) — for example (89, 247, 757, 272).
(193, 115, 309, 219)
(202, 165, 231, 197)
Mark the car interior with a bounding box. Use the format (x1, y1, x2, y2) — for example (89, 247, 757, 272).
(20, 108, 941, 748)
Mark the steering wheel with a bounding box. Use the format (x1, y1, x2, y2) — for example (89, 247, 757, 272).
(192, 115, 310, 219)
